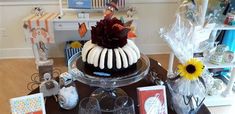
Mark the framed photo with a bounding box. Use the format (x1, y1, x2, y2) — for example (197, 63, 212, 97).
(137, 85, 168, 114)
(10, 93, 46, 114)
(68, 0, 92, 9)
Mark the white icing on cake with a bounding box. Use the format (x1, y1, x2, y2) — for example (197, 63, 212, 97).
(128, 46, 138, 63)
(107, 49, 113, 69)
(99, 48, 107, 69)
(87, 47, 97, 64)
(114, 48, 121, 69)
(127, 40, 140, 59)
(93, 47, 103, 67)
(82, 41, 96, 62)
(82, 39, 140, 70)
(82, 40, 91, 50)
(118, 47, 128, 68)
(122, 45, 134, 65)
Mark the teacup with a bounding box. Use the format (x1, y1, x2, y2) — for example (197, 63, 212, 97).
(209, 54, 223, 65)
(207, 79, 224, 96)
(223, 51, 235, 63)
(215, 44, 228, 55)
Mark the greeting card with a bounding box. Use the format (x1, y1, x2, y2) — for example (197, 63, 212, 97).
(137, 85, 168, 114)
(10, 93, 46, 114)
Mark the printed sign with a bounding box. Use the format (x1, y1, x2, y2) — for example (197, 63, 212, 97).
(10, 93, 46, 114)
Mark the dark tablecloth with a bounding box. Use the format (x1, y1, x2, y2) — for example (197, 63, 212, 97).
(29, 58, 210, 114)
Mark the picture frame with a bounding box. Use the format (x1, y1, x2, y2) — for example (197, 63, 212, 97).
(68, 0, 92, 9)
(137, 85, 168, 114)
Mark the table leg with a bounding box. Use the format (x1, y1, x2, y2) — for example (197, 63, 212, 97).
(168, 52, 174, 76)
(222, 68, 235, 97)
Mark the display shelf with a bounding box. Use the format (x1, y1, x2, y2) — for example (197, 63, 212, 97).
(54, 12, 138, 22)
(205, 23, 235, 107)
(204, 91, 235, 107)
(59, 0, 128, 17)
(203, 60, 235, 107)
(204, 78, 235, 107)
(53, 12, 138, 31)
(219, 75, 235, 91)
(214, 24, 235, 30)
(204, 61, 235, 69)
(59, 8, 128, 14)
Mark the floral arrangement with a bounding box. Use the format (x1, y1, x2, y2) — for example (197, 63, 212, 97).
(91, 17, 131, 49)
(160, 0, 215, 114)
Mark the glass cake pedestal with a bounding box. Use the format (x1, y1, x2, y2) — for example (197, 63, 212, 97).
(68, 52, 150, 113)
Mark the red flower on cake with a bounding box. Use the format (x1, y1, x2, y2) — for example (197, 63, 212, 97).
(91, 17, 130, 49)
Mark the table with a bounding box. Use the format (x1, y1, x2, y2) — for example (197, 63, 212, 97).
(29, 58, 210, 114)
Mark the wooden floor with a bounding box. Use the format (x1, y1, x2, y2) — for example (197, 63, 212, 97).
(0, 54, 178, 114)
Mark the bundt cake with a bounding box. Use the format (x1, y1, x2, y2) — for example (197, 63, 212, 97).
(81, 17, 140, 73)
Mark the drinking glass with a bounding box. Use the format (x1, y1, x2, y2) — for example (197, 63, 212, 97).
(78, 97, 101, 114)
(114, 96, 135, 114)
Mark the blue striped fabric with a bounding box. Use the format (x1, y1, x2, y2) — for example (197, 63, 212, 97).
(64, 41, 82, 66)
(68, 0, 127, 9)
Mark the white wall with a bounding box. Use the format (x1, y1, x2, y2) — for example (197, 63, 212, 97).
(133, 2, 177, 54)
(0, 0, 178, 58)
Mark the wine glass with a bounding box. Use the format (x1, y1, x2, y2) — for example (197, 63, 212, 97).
(114, 96, 135, 114)
(78, 97, 101, 114)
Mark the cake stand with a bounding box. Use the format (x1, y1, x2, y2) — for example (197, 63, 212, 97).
(68, 52, 150, 112)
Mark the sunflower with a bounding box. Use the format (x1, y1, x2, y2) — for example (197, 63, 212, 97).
(177, 58, 204, 80)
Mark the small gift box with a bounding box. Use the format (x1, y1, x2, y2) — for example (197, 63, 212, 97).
(64, 41, 86, 66)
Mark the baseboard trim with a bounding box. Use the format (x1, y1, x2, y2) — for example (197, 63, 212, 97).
(0, 48, 34, 59)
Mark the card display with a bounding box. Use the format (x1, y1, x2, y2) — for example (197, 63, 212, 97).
(137, 85, 168, 114)
(10, 93, 46, 114)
